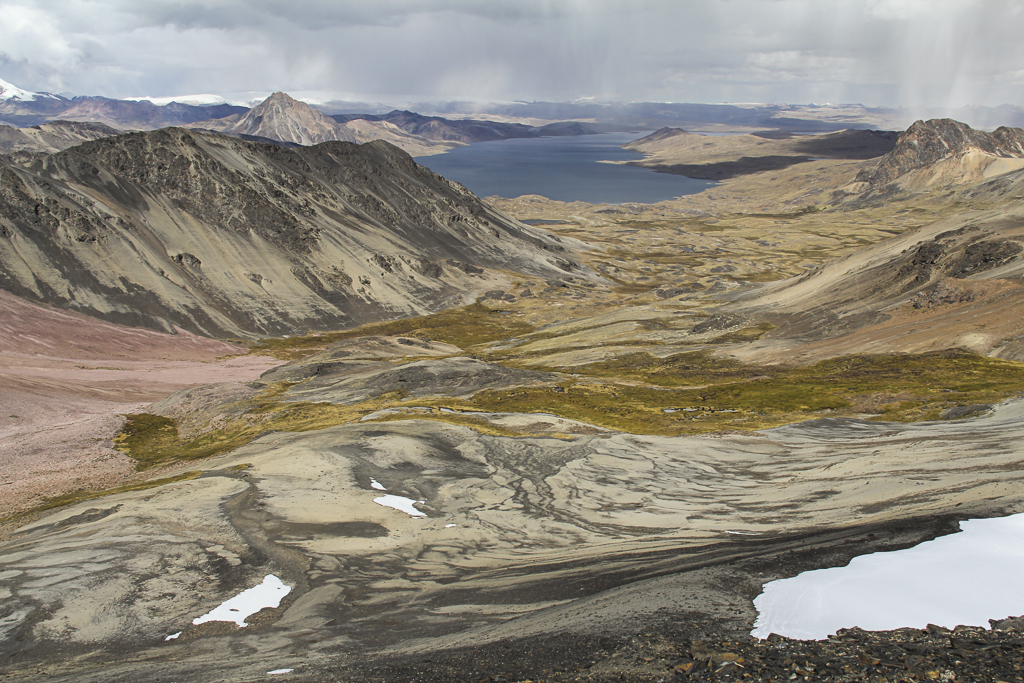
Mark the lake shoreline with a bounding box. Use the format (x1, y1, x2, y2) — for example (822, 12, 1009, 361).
(415, 132, 716, 204)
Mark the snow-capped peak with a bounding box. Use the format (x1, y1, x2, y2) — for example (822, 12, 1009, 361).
(0, 77, 58, 102)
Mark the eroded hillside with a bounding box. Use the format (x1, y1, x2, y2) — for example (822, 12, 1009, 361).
(0, 128, 579, 337)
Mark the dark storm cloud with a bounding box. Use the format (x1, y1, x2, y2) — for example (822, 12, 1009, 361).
(1, 0, 1022, 108)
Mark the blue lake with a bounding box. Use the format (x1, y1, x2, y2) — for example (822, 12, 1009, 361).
(414, 132, 716, 204)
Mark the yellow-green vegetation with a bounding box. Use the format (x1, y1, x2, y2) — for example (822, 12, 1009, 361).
(115, 413, 258, 471)
(533, 350, 757, 387)
(250, 302, 534, 360)
(112, 348, 1024, 476)
(427, 350, 1024, 436)
(113, 390, 413, 471)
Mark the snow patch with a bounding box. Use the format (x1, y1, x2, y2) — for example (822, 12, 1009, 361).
(752, 513, 1024, 640)
(267, 669, 294, 675)
(192, 575, 291, 628)
(374, 494, 426, 517)
(164, 631, 181, 641)
(0, 77, 57, 102)
(370, 478, 387, 491)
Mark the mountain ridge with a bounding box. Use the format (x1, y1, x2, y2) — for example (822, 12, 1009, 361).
(855, 118, 1024, 190)
(0, 127, 579, 338)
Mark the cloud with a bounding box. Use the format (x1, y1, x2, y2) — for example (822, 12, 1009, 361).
(865, 0, 936, 21)
(1, 0, 1022, 109)
(0, 2, 80, 89)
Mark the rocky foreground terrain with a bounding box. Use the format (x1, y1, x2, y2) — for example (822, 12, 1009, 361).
(3, 118, 1024, 682)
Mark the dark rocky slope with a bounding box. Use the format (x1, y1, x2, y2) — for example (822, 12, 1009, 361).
(856, 118, 1024, 187)
(0, 128, 578, 338)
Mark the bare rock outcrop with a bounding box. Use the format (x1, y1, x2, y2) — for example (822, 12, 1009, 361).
(856, 118, 1024, 189)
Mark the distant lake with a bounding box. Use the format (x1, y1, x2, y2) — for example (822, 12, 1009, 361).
(414, 132, 716, 204)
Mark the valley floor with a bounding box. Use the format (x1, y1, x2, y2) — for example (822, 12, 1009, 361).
(4, 145, 1024, 681)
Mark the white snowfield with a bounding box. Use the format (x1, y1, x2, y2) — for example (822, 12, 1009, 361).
(191, 575, 292, 628)
(373, 494, 427, 517)
(752, 512, 1024, 640)
(0, 77, 58, 102)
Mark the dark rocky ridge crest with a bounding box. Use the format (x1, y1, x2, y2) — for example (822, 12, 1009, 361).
(857, 118, 1024, 186)
(0, 127, 578, 338)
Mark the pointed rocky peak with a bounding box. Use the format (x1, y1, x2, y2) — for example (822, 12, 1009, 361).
(858, 118, 1024, 186)
(264, 91, 297, 105)
(227, 91, 355, 145)
(244, 91, 332, 124)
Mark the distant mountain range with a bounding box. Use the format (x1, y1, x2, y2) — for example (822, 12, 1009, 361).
(0, 78, 246, 129)
(414, 100, 1024, 134)
(0, 78, 608, 155)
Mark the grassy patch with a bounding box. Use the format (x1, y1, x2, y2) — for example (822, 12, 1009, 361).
(113, 349, 1024, 476)
(440, 349, 1024, 435)
(113, 391, 414, 472)
(250, 303, 536, 360)
(731, 270, 790, 283)
(114, 414, 256, 471)
(536, 350, 757, 387)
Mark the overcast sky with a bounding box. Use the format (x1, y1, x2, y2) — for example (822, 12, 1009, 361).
(1, 0, 1021, 108)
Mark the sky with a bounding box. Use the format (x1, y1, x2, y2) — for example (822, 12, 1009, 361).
(1, 0, 1022, 109)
